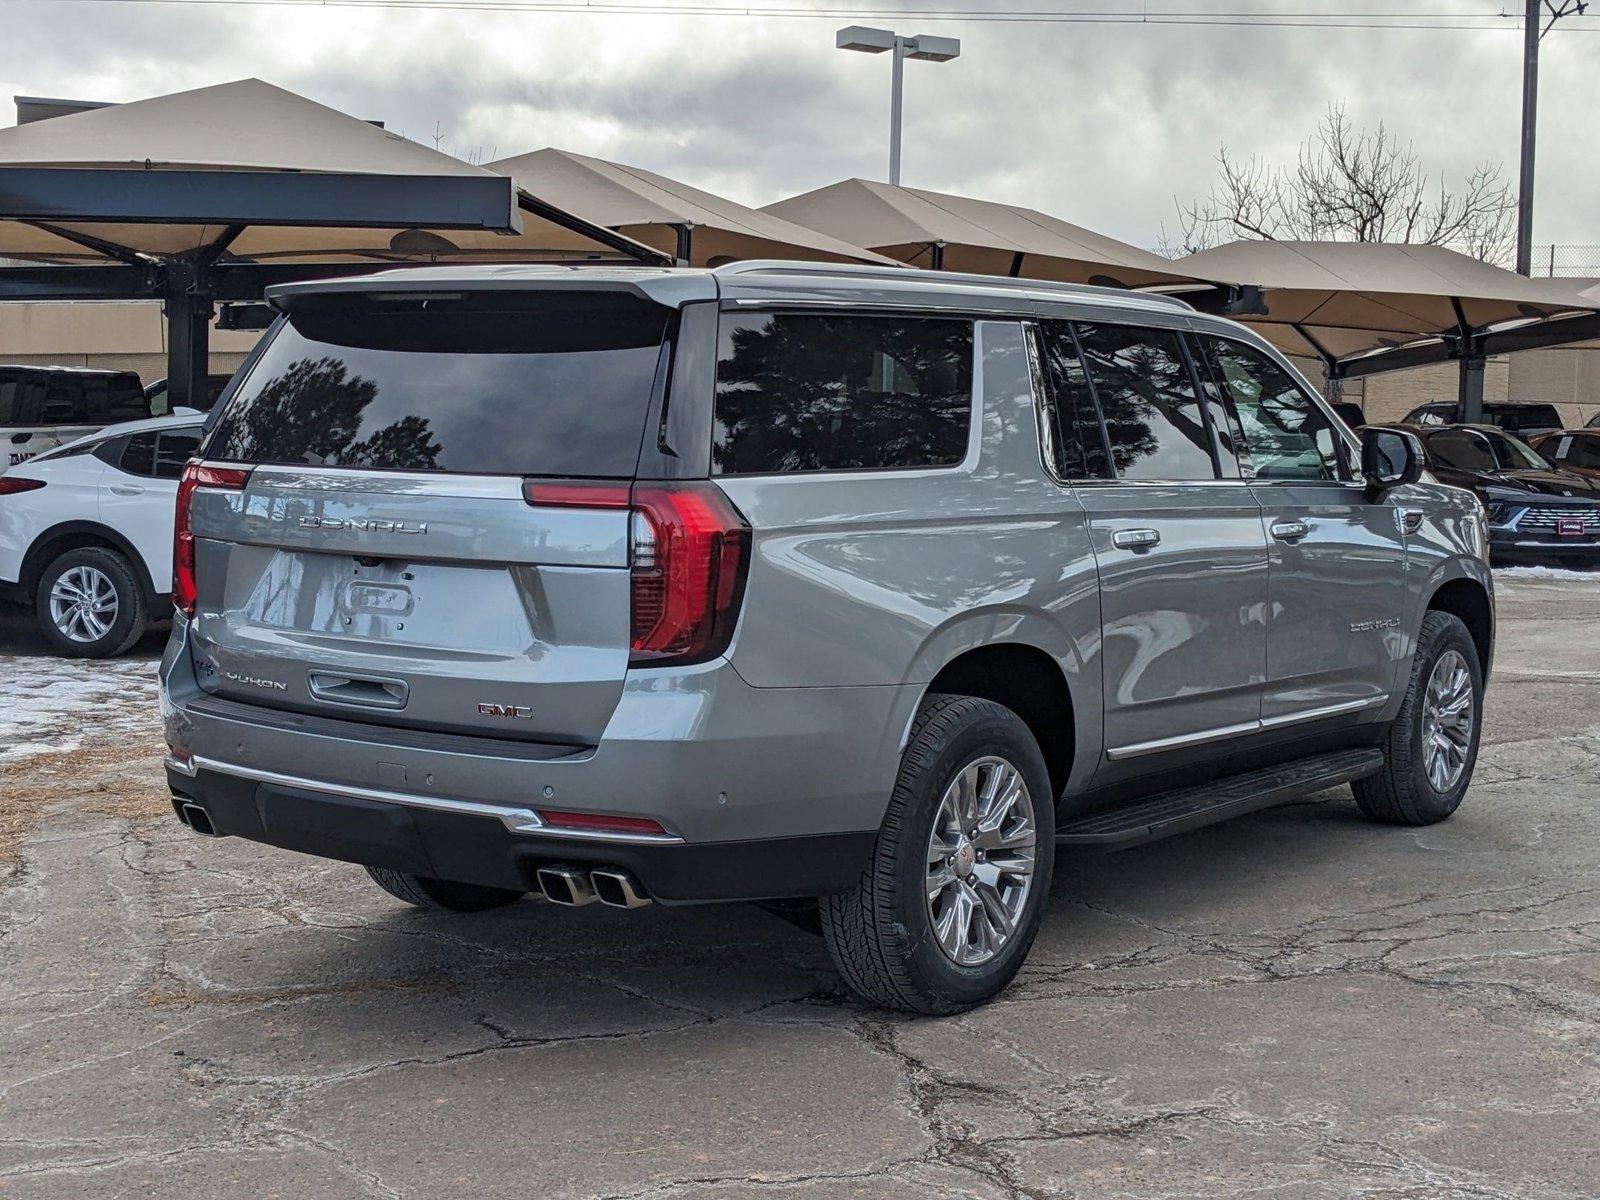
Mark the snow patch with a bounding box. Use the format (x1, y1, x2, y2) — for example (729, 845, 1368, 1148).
(1494, 566, 1600, 584)
(0, 657, 162, 764)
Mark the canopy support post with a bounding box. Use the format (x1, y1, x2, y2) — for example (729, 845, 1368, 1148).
(674, 223, 693, 266)
(929, 241, 945, 270)
(164, 260, 213, 415)
(1450, 298, 1486, 424)
(1457, 346, 1487, 425)
(1008, 251, 1025, 277)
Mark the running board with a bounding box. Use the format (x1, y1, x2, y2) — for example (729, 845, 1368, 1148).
(1057, 747, 1385, 850)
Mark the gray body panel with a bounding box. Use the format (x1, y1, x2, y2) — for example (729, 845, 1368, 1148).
(159, 261, 1493, 894)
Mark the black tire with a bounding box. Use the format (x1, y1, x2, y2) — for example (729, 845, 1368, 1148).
(364, 866, 524, 912)
(820, 694, 1056, 1015)
(1353, 611, 1483, 826)
(34, 546, 147, 658)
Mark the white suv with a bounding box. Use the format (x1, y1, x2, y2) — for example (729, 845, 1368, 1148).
(0, 414, 203, 656)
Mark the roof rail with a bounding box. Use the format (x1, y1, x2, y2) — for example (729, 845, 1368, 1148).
(713, 259, 1196, 311)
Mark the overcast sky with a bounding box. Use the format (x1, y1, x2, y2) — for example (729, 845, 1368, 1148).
(2, 0, 1596, 254)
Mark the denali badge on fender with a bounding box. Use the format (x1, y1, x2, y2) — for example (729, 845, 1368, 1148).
(298, 516, 428, 535)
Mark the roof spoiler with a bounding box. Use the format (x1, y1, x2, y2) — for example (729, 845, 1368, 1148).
(266, 266, 717, 311)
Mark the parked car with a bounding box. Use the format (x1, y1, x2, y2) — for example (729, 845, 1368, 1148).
(143, 373, 235, 416)
(1532, 429, 1600, 481)
(0, 414, 203, 655)
(1, 365, 149, 474)
(1401, 400, 1563, 438)
(1375, 422, 1600, 565)
(1588, 412, 1600, 429)
(159, 262, 1493, 1014)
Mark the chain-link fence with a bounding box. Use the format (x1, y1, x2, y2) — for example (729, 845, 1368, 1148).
(1535, 245, 1600, 278)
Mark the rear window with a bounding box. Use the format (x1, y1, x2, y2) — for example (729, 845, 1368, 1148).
(206, 293, 670, 477)
(712, 312, 973, 475)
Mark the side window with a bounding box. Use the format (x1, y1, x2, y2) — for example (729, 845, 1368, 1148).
(712, 312, 973, 475)
(119, 431, 158, 477)
(1074, 323, 1216, 481)
(1034, 321, 1111, 480)
(1573, 436, 1600, 469)
(154, 430, 202, 479)
(1200, 336, 1342, 482)
(1429, 429, 1496, 473)
(41, 377, 81, 424)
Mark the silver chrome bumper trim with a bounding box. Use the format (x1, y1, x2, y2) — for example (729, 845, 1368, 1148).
(164, 754, 684, 844)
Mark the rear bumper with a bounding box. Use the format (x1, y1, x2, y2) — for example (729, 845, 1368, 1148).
(159, 616, 909, 902)
(166, 759, 875, 902)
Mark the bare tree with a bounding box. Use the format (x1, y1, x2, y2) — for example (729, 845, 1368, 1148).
(1161, 104, 1515, 263)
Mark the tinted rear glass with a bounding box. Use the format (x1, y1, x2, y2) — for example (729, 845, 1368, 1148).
(712, 312, 972, 475)
(1075, 323, 1217, 481)
(207, 294, 669, 476)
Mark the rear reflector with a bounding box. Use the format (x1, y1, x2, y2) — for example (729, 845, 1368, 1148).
(174, 462, 251, 617)
(524, 478, 751, 668)
(0, 476, 46, 495)
(537, 809, 670, 837)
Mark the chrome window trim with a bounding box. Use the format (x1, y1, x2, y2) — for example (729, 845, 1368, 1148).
(166, 754, 685, 844)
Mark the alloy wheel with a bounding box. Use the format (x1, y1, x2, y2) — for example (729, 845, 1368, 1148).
(49, 565, 119, 644)
(1421, 649, 1474, 792)
(925, 755, 1038, 966)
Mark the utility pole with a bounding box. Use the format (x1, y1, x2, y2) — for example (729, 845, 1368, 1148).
(1516, 0, 1587, 276)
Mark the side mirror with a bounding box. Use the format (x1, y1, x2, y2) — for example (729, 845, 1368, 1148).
(1361, 427, 1423, 497)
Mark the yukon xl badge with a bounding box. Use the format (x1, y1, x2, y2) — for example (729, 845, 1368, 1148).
(298, 516, 428, 535)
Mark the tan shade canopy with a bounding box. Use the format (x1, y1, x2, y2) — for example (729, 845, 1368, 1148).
(762, 177, 1198, 288)
(1174, 241, 1596, 361)
(488, 148, 895, 267)
(0, 79, 662, 265)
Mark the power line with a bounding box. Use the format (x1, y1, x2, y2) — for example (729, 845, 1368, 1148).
(41, 0, 1600, 32)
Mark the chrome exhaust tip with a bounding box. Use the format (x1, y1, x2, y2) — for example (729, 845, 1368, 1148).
(591, 869, 652, 909)
(536, 865, 598, 907)
(180, 803, 216, 837)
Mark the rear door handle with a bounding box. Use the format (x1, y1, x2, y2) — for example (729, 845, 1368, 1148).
(1270, 519, 1310, 542)
(1111, 528, 1161, 551)
(108, 484, 145, 497)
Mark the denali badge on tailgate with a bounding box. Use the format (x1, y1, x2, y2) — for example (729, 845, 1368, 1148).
(298, 516, 428, 535)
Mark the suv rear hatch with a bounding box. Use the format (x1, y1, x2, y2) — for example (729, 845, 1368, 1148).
(185, 286, 679, 747)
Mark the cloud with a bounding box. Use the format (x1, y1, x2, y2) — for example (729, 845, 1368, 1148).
(2, 0, 1595, 248)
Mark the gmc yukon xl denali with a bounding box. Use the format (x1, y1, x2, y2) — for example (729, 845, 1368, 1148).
(160, 262, 1493, 1013)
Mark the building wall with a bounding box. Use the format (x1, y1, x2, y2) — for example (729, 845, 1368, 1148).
(0, 300, 262, 384)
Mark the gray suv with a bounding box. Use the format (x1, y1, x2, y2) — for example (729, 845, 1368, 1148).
(159, 262, 1493, 1013)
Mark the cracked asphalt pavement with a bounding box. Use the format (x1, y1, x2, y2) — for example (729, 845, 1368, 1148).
(1, 577, 1597, 1199)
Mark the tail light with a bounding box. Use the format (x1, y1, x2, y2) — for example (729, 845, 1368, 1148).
(174, 462, 250, 617)
(524, 479, 751, 667)
(0, 477, 46, 495)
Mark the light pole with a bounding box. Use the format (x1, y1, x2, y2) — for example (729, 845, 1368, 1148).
(836, 25, 961, 186)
